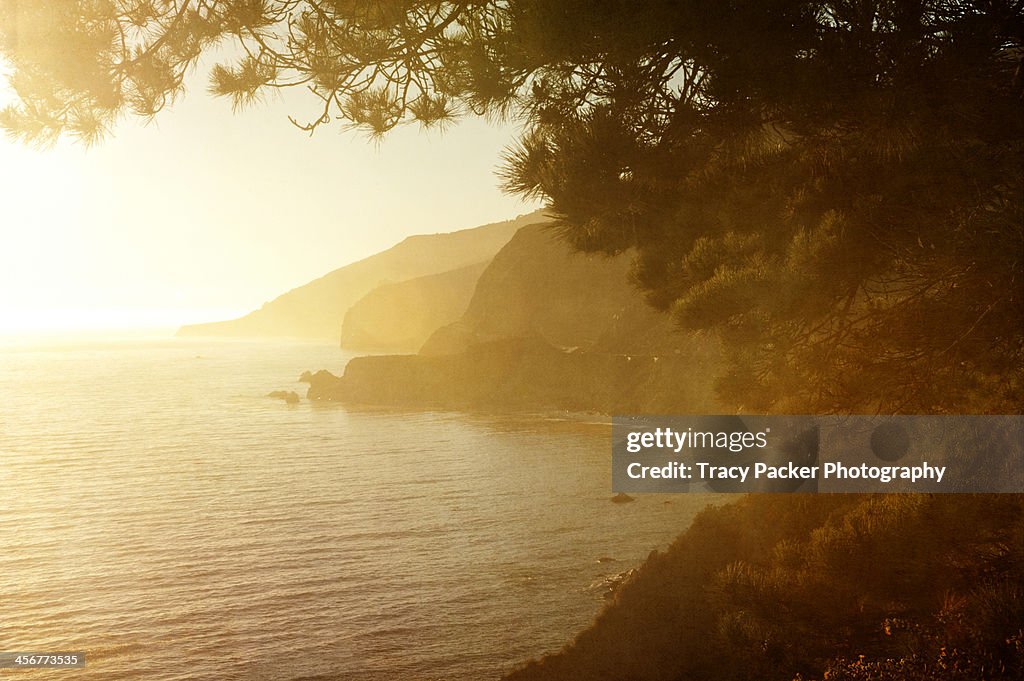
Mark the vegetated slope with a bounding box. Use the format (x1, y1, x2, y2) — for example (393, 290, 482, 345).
(502, 494, 1024, 681)
(340, 261, 489, 353)
(177, 211, 545, 340)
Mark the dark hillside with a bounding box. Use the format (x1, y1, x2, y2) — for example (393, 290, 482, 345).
(502, 494, 1024, 681)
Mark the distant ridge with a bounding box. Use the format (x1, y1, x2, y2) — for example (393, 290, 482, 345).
(177, 211, 547, 341)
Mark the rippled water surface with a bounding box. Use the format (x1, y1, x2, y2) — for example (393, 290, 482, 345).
(0, 338, 713, 679)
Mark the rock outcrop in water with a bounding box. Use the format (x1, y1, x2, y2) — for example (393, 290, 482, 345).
(266, 390, 300, 404)
(177, 212, 544, 341)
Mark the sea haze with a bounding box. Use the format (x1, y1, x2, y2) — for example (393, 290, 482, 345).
(0, 339, 715, 680)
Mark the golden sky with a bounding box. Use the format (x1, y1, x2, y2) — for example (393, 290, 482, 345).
(0, 66, 538, 335)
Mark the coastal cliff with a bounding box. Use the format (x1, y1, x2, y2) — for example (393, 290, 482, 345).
(420, 224, 681, 356)
(304, 223, 721, 413)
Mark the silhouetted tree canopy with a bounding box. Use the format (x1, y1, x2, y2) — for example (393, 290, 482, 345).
(2, 0, 1021, 412)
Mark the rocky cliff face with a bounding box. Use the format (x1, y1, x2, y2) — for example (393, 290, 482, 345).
(340, 261, 489, 353)
(177, 212, 544, 340)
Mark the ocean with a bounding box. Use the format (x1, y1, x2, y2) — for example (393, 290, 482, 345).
(0, 338, 716, 680)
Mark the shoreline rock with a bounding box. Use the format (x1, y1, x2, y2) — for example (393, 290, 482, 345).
(266, 390, 300, 405)
(298, 336, 719, 414)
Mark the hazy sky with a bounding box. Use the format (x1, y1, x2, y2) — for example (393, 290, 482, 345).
(0, 66, 539, 334)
